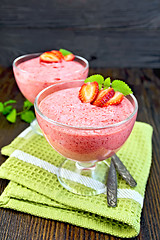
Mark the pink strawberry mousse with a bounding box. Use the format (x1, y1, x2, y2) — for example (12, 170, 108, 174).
(36, 86, 137, 162)
(13, 55, 88, 104)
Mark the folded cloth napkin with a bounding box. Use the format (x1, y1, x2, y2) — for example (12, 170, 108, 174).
(0, 121, 153, 238)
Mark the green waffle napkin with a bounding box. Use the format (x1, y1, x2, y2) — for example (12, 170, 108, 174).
(0, 121, 153, 238)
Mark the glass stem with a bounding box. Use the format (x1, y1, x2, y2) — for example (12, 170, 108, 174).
(76, 161, 96, 170)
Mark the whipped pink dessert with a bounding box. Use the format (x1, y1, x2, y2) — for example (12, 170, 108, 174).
(13, 53, 88, 104)
(36, 84, 137, 162)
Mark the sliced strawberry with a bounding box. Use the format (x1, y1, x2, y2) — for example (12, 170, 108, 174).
(64, 53, 75, 61)
(93, 88, 115, 107)
(79, 82, 99, 103)
(40, 51, 62, 63)
(104, 91, 124, 106)
(51, 50, 63, 59)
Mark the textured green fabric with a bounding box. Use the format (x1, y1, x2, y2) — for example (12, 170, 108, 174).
(0, 122, 153, 238)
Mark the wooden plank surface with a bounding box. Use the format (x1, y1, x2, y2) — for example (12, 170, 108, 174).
(1, 0, 160, 67)
(0, 66, 160, 240)
(1, 29, 160, 68)
(1, 0, 160, 28)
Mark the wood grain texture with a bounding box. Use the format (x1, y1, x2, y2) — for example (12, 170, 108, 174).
(1, 29, 160, 68)
(1, 0, 160, 29)
(0, 0, 160, 67)
(0, 66, 159, 240)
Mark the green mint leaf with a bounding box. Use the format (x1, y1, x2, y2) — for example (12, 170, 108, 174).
(99, 84, 102, 90)
(104, 77, 111, 89)
(85, 74, 104, 84)
(23, 100, 33, 110)
(0, 102, 4, 112)
(85, 74, 104, 90)
(103, 86, 109, 90)
(2, 105, 13, 115)
(59, 49, 72, 56)
(6, 109, 16, 123)
(4, 100, 16, 106)
(112, 80, 133, 96)
(20, 110, 35, 123)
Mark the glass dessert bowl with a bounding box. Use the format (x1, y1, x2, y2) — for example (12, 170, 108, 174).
(13, 52, 89, 135)
(34, 80, 138, 196)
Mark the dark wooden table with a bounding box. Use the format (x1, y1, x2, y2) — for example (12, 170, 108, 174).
(0, 66, 159, 240)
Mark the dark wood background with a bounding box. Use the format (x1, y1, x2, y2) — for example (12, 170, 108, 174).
(1, 0, 160, 68)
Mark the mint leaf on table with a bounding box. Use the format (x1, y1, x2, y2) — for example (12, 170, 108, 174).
(104, 77, 111, 89)
(20, 110, 35, 123)
(0, 102, 4, 112)
(112, 80, 133, 96)
(23, 100, 33, 110)
(0, 100, 16, 115)
(21, 100, 35, 123)
(59, 49, 72, 56)
(85, 74, 104, 90)
(0, 99, 35, 124)
(0, 100, 16, 122)
(2, 105, 13, 115)
(4, 100, 16, 106)
(6, 109, 17, 123)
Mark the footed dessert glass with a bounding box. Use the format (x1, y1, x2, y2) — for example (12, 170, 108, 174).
(35, 80, 138, 196)
(13, 53, 89, 135)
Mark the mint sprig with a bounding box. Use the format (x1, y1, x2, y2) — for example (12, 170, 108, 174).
(0, 99, 35, 124)
(104, 77, 111, 89)
(2, 105, 13, 115)
(112, 80, 133, 96)
(59, 49, 72, 56)
(4, 100, 16, 106)
(20, 110, 35, 123)
(0, 102, 4, 112)
(0, 100, 17, 123)
(18, 100, 35, 123)
(23, 99, 34, 111)
(85, 74, 104, 90)
(84, 74, 133, 95)
(6, 109, 17, 123)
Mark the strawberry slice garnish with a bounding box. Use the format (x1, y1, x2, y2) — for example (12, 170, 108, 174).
(104, 91, 124, 106)
(64, 53, 75, 61)
(92, 88, 115, 107)
(40, 51, 62, 63)
(51, 50, 63, 59)
(79, 82, 99, 103)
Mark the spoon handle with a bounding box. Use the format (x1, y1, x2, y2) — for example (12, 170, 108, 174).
(112, 154, 137, 187)
(107, 159, 117, 207)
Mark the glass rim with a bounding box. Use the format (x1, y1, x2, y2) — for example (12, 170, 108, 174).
(34, 80, 138, 130)
(12, 53, 89, 75)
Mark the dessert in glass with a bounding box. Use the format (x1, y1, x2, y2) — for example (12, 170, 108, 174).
(13, 50, 89, 134)
(34, 79, 138, 196)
